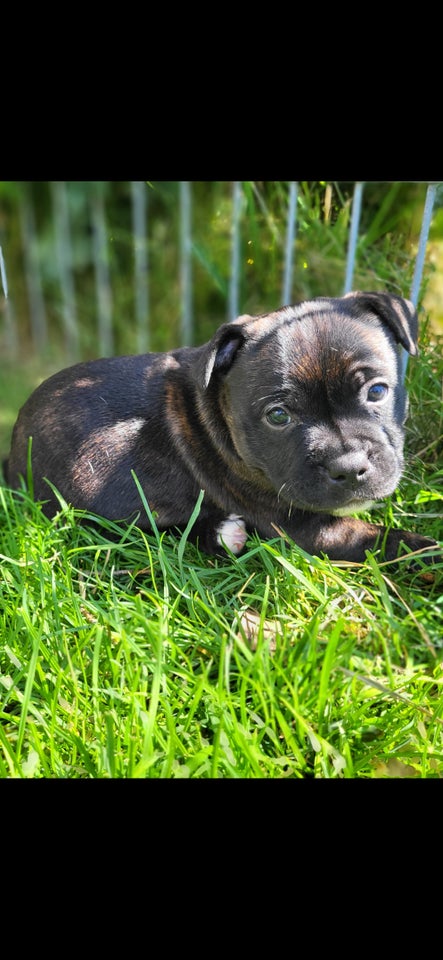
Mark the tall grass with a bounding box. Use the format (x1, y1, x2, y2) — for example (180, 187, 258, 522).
(1, 342, 442, 778)
(0, 183, 442, 778)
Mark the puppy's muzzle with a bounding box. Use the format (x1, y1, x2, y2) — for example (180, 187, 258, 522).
(321, 448, 372, 488)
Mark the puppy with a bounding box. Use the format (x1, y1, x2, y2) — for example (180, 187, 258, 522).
(3, 291, 438, 562)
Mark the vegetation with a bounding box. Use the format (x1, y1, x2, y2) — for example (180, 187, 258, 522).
(0, 181, 442, 778)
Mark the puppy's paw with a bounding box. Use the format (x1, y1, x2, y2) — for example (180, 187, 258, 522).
(216, 514, 247, 555)
(380, 529, 441, 583)
(383, 529, 441, 562)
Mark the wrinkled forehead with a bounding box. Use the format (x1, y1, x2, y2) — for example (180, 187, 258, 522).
(261, 314, 399, 386)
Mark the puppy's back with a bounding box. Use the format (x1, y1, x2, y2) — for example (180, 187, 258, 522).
(4, 348, 193, 509)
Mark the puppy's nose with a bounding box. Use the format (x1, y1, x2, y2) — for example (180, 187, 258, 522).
(325, 450, 371, 484)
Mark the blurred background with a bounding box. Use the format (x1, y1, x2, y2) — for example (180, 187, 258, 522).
(1, 180, 442, 456)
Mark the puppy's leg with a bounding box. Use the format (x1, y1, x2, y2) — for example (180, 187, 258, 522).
(287, 513, 439, 564)
(181, 512, 247, 556)
(216, 514, 248, 555)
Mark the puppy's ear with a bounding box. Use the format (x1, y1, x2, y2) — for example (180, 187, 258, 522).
(197, 318, 251, 389)
(343, 291, 418, 355)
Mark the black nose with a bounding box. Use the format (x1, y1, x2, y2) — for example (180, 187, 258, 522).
(324, 450, 371, 485)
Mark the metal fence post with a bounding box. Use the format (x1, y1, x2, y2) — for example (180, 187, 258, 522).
(228, 181, 242, 321)
(343, 181, 364, 294)
(282, 181, 298, 306)
(131, 180, 150, 354)
(180, 181, 193, 346)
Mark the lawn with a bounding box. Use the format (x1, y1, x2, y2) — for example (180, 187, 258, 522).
(0, 319, 442, 778)
(0, 181, 443, 780)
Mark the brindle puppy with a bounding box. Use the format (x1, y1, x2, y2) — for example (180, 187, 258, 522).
(3, 291, 439, 562)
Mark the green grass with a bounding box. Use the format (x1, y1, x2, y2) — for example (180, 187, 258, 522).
(1, 319, 442, 778)
(0, 180, 442, 778)
(1, 407, 442, 778)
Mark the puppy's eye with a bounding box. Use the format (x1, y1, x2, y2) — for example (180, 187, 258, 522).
(367, 383, 388, 402)
(265, 406, 292, 427)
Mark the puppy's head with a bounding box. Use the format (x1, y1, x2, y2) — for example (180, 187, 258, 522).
(197, 291, 418, 516)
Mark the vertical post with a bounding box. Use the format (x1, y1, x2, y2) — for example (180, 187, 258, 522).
(51, 181, 79, 361)
(282, 181, 298, 305)
(410, 183, 438, 307)
(0, 243, 18, 357)
(343, 181, 364, 294)
(400, 182, 439, 380)
(19, 181, 48, 352)
(228, 180, 242, 321)
(131, 180, 149, 353)
(180, 181, 193, 346)
(91, 181, 113, 357)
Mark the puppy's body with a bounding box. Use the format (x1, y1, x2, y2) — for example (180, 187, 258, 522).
(4, 291, 437, 561)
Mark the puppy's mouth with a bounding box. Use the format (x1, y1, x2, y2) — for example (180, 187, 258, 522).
(274, 450, 402, 517)
(285, 495, 376, 517)
(329, 498, 376, 517)
(277, 481, 398, 516)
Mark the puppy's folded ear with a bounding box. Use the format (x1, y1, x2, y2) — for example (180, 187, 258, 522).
(196, 317, 251, 389)
(343, 290, 419, 355)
